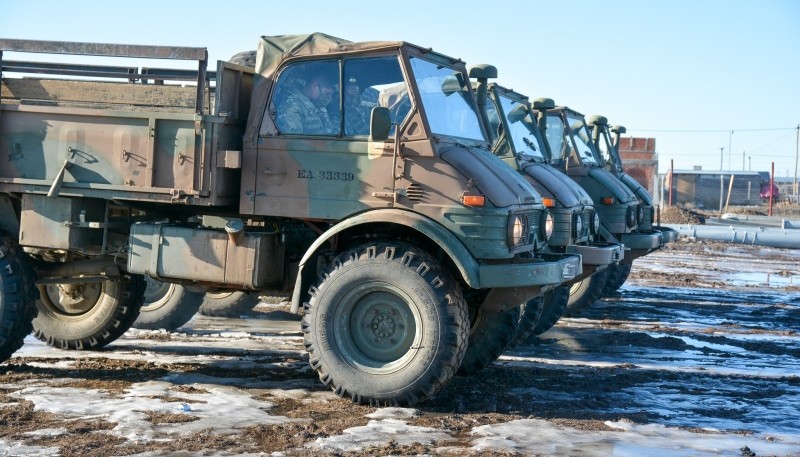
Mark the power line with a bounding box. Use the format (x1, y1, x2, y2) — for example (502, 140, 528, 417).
(629, 127, 796, 133)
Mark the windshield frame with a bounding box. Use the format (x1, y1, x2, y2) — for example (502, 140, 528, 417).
(491, 87, 549, 165)
(405, 51, 487, 144)
(563, 110, 601, 167)
(595, 124, 624, 172)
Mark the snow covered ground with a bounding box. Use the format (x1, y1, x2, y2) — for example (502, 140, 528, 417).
(2, 239, 799, 456)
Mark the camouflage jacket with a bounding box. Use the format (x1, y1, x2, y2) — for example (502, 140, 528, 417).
(276, 87, 335, 135)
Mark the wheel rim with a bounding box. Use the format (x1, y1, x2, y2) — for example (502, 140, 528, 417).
(205, 291, 237, 300)
(141, 277, 176, 312)
(39, 281, 103, 316)
(334, 282, 420, 374)
(569, 279, 584, 298)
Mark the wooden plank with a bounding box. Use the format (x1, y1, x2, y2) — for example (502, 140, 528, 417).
(2, 78, 199, 108)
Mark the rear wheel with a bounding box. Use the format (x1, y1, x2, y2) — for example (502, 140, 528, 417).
(33, 273, 146, 350)
(458, 291, 520, 375)
(198, 291, 260, 317)
(302, 243, 467, 406)
(132, 278, 204, 330)
(0, 233, 37, 363)
(564, 269, 609, 317)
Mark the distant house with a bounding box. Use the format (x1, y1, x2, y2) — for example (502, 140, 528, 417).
(663, 169, 765, 209)
(618, 137, 658, 195)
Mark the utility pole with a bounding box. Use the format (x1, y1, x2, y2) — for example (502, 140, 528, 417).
(748, 156, 751, 171)
(742, 150, 745, 171)
(720, 147, 724, 170)
(729, 130, 733, 170)
(794, 124, 799, 198)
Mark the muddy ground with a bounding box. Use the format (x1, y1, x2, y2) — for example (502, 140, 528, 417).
(1, 238, 799, 456)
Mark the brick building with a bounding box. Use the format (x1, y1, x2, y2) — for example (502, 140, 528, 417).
(617, 137, 658, 194)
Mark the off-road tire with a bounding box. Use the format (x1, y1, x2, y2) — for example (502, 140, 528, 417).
(458, 299, 520, 375)
(511, 285, 569, 346)
(132, 278, 204, 330)
(532, 285, 570, 336)
(564, 269, 610, 317)
(33, 273, 146, 350)
(302, 242, 468, 406)
(0, 233, 37, 363)
(198, 291, 260, 317)
(509, 294, 544, 347)
(601, 262, 633, 296)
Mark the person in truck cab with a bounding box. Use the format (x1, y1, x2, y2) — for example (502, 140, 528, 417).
(276, 63, 339, 135)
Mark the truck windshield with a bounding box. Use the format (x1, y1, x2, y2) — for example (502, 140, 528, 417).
(409, 57, 484, 141)
(498, 95, 546, 162)
(566, 113, 599, 166)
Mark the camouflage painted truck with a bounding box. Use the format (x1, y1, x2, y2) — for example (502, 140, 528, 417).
(538, 106, 664, 315)
(588, 116, 678, 293)
(0, 34, 580, 405)
(469, 67, 624, 337)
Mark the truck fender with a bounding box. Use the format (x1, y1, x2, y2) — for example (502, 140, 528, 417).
(290, 208, 480, 313)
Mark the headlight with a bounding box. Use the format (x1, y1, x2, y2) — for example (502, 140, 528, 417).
(592, 212, 600, 234)
(507, 214, 528, 248)
(626, 206, 636, 228)
(636, 205, 644, 224)
(545, 213, 554, 240)
(573, 213, 583, 237)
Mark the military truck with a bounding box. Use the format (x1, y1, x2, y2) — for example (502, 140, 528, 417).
(469, 68, 623, 337)
(537, 106, 663, 315)
(588, 116, 677, 292)
(0, 34, 581, 405)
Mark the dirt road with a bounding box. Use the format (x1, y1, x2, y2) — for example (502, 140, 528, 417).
(2, 239, 799, 456)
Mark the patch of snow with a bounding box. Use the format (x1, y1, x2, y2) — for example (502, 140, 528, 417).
(469, 419, 800, 457)
(10, 381, 291, 442)
(308, 418, 451, 453)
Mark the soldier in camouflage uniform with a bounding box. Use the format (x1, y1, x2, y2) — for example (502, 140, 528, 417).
(276, 72, 337, 135)
(343, 78, 370, 136)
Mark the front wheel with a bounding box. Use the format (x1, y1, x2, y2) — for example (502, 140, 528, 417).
(458, 292, 520, 375)
(564, 269, 609, 317)
(0, 234, 38, 363)
(132, 278, 204, 330)
(33, 273, 146, 350)
(302, 243, 468, 406)
(512, 285, 569, 345)
(602, 262, 633, 296)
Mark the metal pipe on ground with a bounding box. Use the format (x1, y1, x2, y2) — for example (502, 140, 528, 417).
(662, 224, 800, 249)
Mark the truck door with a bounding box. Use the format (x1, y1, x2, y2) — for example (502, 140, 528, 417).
(253, 56, 407, 220)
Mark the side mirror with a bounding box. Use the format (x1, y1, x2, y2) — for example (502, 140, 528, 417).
(532, 97, 555, 110)
(467, 64, 498, 80)
(507, 104, 528, 123)
(611, 125, 627, 134)
(370, 107, 392, 141)
(588, 115, 608, 127)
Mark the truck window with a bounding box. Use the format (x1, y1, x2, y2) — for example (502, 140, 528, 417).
(566, 114, 599, 166)
(343, 56, 407, 137)
(409, 57, 484, 141)
(545, 114, 567, 164)
(499, 96, 546, 162)
(273, 60, 341, 136)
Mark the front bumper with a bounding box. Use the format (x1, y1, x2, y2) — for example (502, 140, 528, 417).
(567, 242, 625, 266)
(477, 253, 582, 288)
(653, 226, 679, 243)
(620, 231, 662, 250)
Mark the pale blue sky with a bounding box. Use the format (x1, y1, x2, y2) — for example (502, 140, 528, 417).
(2, 0, 798, 175)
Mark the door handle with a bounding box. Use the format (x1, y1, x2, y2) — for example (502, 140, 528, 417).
(264, 168, 286, 175)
